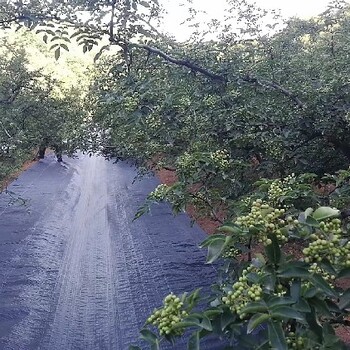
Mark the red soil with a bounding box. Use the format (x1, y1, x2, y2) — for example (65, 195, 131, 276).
(155, 168, 223, 234)
(0, 158, 37, 192)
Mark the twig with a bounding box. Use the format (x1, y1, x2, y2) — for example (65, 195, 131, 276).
(190, 192, 224, 224)
(240, 75, 306, 109)
(0, 121, 12, 138)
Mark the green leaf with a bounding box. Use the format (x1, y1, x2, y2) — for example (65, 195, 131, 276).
(200, 234, 227, 248)
(50, 36, 61, 42)
(220, 309, 236, 331)
(179, 315, 213, 331)
(54, 47, 61, 60)
(241, 301, 268, 314)
(323, 322, 336, 336)
(200, 315, 212, 331)
(305, 307, 323, 342)
(50, 43, 59, 50)
(290, 280, 301, 301)
(247, 313, 270, 334)
(305, 216, 320, 227)
(43, 29, 55, 36)
(265, 234, 281, 264)
(267, 320, 287, 350)
(304, 207, 314, 218)
(140, 329, 158, 344)
(271, 306, 305, 321)
(203, 309, 223, 318)
(188, 331, 200, 350)
(338, 288, 350, 310)
(278, 267, 310, 279)
(244, 272, 259, 284)
(60, 43, 69, 51)
(309, 298, 332, 317)
(323, 334, 344, 348)
(252, 253, 266, 267)
(217, 224, 242, 234)
(262, 273, 276, 292)
(267, 296, 294, 308)
(310, 274, 337, 298)
(172, 321, 199, 329)
(318, 260, 337, 276)
(294, 298, 311, 312)
(205, 236, 232, 263)
(337, 267, 350, 279)
(186, 288, 201, 309)
(129, 346, 141, 350)
(312, 207, 340, 221)
(93, 44, 110, 63)
(325, 299, 340, 313)
(70, 29, 84, 39)
(150, 343, 160, 350)
(140, 0, 150, 7)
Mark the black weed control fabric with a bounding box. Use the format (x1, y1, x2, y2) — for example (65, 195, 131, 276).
(0, 154, 238, 350)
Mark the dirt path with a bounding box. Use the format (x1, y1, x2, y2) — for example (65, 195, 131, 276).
(0, 154, 219, 349)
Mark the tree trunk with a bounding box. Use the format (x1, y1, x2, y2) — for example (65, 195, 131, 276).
(38, 144, 46, 159)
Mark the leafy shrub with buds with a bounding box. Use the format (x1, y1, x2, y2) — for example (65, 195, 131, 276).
(132, 174, 350, 350)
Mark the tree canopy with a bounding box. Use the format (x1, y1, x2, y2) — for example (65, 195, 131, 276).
(1, 0, 350, 348)
(0, 28, 90, 182)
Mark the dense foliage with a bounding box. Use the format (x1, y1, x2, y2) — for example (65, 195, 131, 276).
(1, 0, 350, 348)
(0, 31, 89, 184)
(89, 1, 350, 224)
(132, 172, 350, 349)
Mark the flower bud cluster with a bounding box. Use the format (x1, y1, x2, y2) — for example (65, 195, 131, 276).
(177, 152, 194, 172)
(178, 96, 191, 109)
(222, 266, 263, 319)
(308, 263, 335, 283)
(274, 283, 287, 297)
(222, 246, 240, 259)
(145, 115, 162, 129)
(146, 293, 188, 336)
(303, 218, 350, 268)
(267, 174, 295, 204)
(148, 184, 169, 201)
(234, 199, 296, 245)
(203, 95, 219, 108)
(194, 192, 206, 201)
(123, 96, 138, 112)
(286, 332, 306, 349)
(209, 149, 231, 170)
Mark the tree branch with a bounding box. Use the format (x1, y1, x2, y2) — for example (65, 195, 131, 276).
(330, 318, 350, 327)
(128, 43, 307, 108)
(0, 85, 22, 105)
(0, 121, 12, 139)
(240, 75, 306, 109)
(190, 192, 224, 224)
(109, 0, 116, 41)
(133, 43, 227, 82)
(1, 11, 307, 109)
